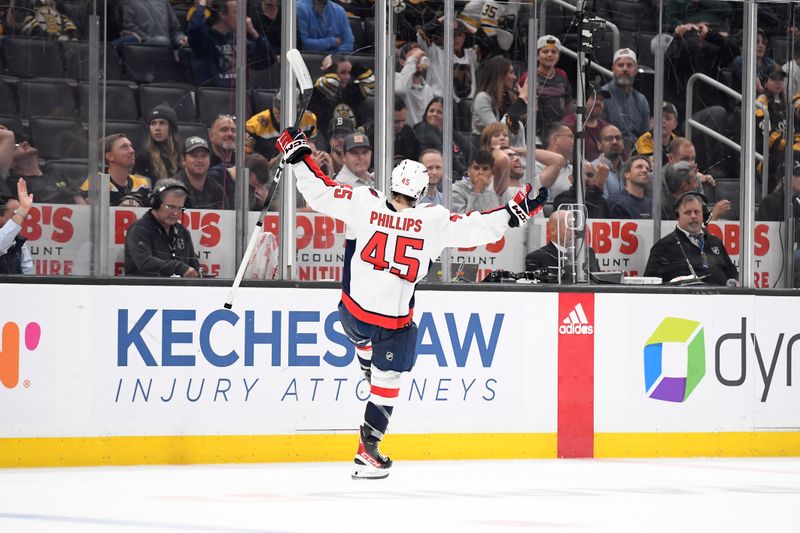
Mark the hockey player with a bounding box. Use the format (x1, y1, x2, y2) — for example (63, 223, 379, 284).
(276, 128, 548, 479)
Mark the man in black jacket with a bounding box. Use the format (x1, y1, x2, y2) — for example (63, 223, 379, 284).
(124, 179, 200, 277)
(645, 192, 738, 285)
(525, 210, 600, 277)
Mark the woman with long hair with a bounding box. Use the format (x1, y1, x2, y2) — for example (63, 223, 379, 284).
(134, 103, 182, 183)
(471, 55, 528, 148)
(413, 96, 474, 180)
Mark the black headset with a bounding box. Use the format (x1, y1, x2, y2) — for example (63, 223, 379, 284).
(674, 191, 711, 222)
(150, 182, 190, 210)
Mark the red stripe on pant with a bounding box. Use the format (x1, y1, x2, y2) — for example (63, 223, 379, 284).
(370, 385, 399, 399)
(557, 293, 595, 458)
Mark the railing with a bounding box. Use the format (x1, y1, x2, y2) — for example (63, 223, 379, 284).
(539, 0, 620, 52)
(685, 73, 770, 200)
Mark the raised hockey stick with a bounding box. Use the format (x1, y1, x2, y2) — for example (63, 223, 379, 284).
(224, 49, 313, 309)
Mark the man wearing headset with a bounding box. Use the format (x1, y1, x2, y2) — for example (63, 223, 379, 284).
(644, 191, 739, 286)
(123, 178, 200, 277)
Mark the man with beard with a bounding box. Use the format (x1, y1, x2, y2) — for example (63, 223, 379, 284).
(602, 48, 650, 154)
(208, 114, 236, 169)
(13, 142, 85, 205)
(81, 134, 151, 207)
(592, 124, 626, 199)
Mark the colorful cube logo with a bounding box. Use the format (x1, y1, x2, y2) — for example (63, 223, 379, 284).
(644, 317, 705, 402)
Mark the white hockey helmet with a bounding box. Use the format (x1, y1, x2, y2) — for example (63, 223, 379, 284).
(390, 159, 429, 202)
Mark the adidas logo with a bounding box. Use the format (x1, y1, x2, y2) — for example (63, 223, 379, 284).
(559, 303, 593, 335)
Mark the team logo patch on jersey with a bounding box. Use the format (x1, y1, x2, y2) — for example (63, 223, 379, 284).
(385, 351, 394, 361)
(711, 246, 720, 254)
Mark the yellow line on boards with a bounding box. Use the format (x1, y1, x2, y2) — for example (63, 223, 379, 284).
(595, 432, 800, 458)
(0, 433, 557, 468)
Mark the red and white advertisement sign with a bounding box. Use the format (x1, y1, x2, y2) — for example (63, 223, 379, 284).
(16, 204, 791, 286)
(557, 292, 595, 458)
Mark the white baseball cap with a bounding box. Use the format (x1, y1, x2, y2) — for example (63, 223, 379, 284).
(612, 48, 637, 64)
(537, 35, 561, 50)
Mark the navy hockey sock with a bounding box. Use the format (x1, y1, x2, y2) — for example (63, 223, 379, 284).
(363, 401, 393, 439)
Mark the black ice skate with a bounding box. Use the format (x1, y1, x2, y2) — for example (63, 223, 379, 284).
(351, 425, 392, 480)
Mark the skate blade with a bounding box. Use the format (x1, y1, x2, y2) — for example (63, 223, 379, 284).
(351, 467, 390, 480)
(351, 460, 390, 480)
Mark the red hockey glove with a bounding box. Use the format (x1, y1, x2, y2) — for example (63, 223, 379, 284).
(505, 184, 547, 227)
(275, 128, 312, 165)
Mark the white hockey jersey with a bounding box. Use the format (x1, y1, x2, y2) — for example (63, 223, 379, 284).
(293, 156, 512, 329)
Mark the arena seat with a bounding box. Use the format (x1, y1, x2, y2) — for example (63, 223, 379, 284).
(138, 83, 197, 123)
(1, 37, 65, 79)
(349, 18, 365, 52)
(196, 86, 250, 127)
(101, 120, 147, 152)
(177, 122, 209, 144)
(0, 115, 27, 142)
(251, 89, 277, 114)
(17, 79, 79, 120)
(248, 61, 281, 91)
(0, 78, 17, 115)
(45, 158, 89, 188)
(122, 43, 183, 84)
(711, 179, 741, 220)
(29, 116, 87, 160)
(79, 80, 139, 122)
(62, 41, 125, 81)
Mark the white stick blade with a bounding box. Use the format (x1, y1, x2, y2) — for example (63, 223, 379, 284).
(286, 49, 313, 92)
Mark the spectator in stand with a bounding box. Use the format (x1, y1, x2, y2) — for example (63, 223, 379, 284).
(536, 122, 574, 201)
(534, 35, 573, 136)
(208, 114, 236, 169)
(414, 96, 473, 181)
(664, 21, 738, 117)
(116, 0, 187, 52)
(250, 0, 281, 51)
(666, 137, 723, 201)
(391, 99, 420, 163)
(562, 80, 609, 162)
(81, 134, 151, 207)
(395, 42, 436, 127)
(451, 150, 500, 214)
(134, 103, 182, 184)
(593, 124, 626, 199)
(19, 0, 78, 40)
(188, 0, 274, 87)
(0, 178, 34, 275)
(325, 116, 356, 176)
(633, 101, 681, 166)
(608, 155, 653, 219)
(0, 127, 14, 197)
(602, 48, 650, 154)
(417, 18, 478, 101)
(453, 148, 564, 214)
(418, 149, 444, 206)
(472, 56, 528, 148)
(660, 160, 731, 223)
(479, 122, 511, 153)
(246, 90, 318, 164)
(174, 136, 232, 210)
(492, 145, 531, 206)
(525, 210, 600, 274)
(244, 153, 273, 211)
(297, 0, 353, 54)
(731, 28, 775, 94)
(335, 133, 374, 188)
(11, 142, 85, 205)
(308, 54, 374, 138)
(783, 42, 800, 99)
(661, 161, 699, 220)
(552, 160, 611, 218)
(758, 160, 800, 221)
(124, 178, 200, 277)
(645, 192, 739, 286)
(664, 0, 732, 35)
(756, 64, 790, 192)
